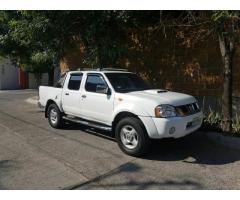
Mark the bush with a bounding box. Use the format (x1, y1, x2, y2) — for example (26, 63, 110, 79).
(232, 114, 240, 134)
(202, 111, 240, 136)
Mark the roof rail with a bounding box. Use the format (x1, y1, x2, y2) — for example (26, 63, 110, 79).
(98, 68, 128, 72)
(75, 67, 128, 72)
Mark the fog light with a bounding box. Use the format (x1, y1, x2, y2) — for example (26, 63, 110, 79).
(169, 127, 175, 134)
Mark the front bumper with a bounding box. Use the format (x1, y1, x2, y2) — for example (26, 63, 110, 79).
(139, 111, 203, 139)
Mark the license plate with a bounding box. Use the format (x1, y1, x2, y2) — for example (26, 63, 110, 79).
(186, 117, 201, 129)
(192, 117, 201, 126)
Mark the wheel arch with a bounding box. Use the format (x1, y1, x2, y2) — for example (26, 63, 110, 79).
(112, 111, 147, 137)
(45, 99, 58, 118)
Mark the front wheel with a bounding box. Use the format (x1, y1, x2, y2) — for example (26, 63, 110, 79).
(115, 117, 150, 157)
(47, 103, 63, 128)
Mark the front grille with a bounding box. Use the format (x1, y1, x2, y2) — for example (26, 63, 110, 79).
(175, 102, 200, 117)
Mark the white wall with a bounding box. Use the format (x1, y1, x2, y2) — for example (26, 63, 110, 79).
(0, 60, 20, 90)
(28, 67, 61, 89)
(28, 73, 49, 89)
(0, 59, 61, 90)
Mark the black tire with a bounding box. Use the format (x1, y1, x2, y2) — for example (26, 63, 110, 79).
(47, 103, 63, 129)
(115, 117, 150, 157)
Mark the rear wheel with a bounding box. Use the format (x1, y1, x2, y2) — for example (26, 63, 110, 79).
(115, 117, 150, 157)
(47, 103, 63, 128)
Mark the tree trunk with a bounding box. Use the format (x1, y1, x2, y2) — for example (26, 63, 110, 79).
(221, 53, 233, 132)
(218, 34, 233, 133)
(48, 68, 54, 86)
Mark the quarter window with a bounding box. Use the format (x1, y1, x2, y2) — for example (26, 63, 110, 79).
(68, 74, 83, 90)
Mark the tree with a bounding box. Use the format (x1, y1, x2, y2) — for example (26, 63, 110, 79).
(70, 11, 130, 68)
(155, 11, 240, 132)
(212, 11, 240, 132)
(0, 11, 68, 85)
(0, 11, 131, 83)
(0, 11, 69, 86)
(1, 10, 239, 132)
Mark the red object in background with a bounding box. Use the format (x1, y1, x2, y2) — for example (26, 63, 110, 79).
(19, 69, 28, 89)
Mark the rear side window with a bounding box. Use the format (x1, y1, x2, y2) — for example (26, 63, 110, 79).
(85, 74, 107, 93)
(68, 74, 83, 90)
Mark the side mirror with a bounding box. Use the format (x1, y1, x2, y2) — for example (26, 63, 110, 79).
(107, 87, 111, 96)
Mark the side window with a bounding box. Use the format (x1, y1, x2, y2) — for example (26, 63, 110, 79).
(68, 74, 83, 90)
(85, 74, 107, 93)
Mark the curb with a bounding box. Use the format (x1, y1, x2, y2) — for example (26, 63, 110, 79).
(204, 131, 240, 150)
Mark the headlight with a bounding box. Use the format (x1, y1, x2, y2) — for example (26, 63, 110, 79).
(155, 105, 177, 118)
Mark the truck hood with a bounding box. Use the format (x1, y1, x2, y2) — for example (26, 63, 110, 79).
(123, 89, 196, 106)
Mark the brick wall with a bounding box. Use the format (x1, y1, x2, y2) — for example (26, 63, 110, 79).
(60, 30, 240, 97)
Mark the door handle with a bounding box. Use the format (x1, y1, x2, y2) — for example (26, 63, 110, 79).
(65, 93, 69, 96)
(81, 95, 86, 98)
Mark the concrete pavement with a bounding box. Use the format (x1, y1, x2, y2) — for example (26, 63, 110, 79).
(0, 90, 240, 189)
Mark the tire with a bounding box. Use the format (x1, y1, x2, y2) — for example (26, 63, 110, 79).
(115, 117, 150, 157)
(47, 103, 63, 129)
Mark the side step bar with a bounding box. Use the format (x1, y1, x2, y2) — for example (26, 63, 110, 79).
(62, 116, 112, 131)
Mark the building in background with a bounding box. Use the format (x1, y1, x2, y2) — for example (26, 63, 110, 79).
(0, 59, 60, 90)
(0, 59, 20, 90)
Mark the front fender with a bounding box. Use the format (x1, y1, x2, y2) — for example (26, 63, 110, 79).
(112, 102, 151, 120)
(112, 103, 159, 138)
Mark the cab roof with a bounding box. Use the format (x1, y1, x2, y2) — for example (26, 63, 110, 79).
(67, 68, 133, 74)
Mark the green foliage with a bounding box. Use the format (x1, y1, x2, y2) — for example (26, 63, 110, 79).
(23, 51, 55, 73)
(232, 114, 240, 134)
(211, 11, 238, 22)
(0, 11, 66, 73)
(203, 111, 240, 135)
(0, 55, 7, 64)
(203, 111, 222, 131)
(0, 10, 132, 72)
(80, 11, 129, 68)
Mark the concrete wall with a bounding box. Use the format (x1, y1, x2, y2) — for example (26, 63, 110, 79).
(28, 73, 48, 89)
(0, 59, 61, 90)
(0, 60, 20, 90)
(28, 67, 61, 89)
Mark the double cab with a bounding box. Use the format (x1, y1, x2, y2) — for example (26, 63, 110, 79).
(39, 69, 203, 156)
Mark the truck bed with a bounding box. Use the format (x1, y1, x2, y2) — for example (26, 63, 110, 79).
(39, 86, 62, 107)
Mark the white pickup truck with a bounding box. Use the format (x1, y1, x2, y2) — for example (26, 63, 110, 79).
(39, 69, 203, 156)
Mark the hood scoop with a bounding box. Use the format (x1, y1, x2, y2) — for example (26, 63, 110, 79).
(157, 90, 168, 93)
(144, 89, 168, 94)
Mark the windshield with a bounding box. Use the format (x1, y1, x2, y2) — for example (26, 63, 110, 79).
(105, 72, 152, 93)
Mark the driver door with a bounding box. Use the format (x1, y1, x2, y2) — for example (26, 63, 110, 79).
(80, 73, 114, 125)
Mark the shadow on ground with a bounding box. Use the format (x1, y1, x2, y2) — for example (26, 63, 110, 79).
(63, 122, 116, 141)
(63, 122, 240, 166)
(76, 162, 203, 189)
(146, 132, 240, 165)
(0, 160, 18, 189)
(74, 131, 240, 189)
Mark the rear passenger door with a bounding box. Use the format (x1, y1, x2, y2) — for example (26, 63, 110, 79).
(62, 73, 83, 116)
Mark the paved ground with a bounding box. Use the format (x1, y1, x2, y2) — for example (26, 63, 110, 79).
(0, 90, 240, 189)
